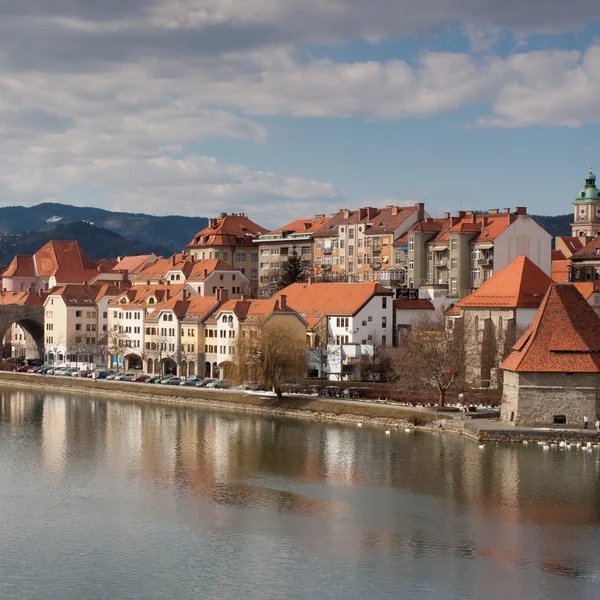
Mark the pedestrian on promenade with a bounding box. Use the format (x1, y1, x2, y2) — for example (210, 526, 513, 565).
(584, 415, 589, 429)
(595, 416, 600, 432)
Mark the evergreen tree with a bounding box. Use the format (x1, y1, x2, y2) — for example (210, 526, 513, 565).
(279, 248, 308, 288)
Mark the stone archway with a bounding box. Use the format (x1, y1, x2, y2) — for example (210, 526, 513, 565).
(124, 353, 143, 371)
(204, 361, 211, 378)
(161, 358, 177, 376)
(0, 308, 44, 361)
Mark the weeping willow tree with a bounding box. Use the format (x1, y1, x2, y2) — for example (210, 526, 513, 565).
(231, 322, 307, 399)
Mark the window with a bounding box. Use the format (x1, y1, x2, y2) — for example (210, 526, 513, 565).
(471, 269, 480, 280)
(382, 297, 387, 309)
(471, 249, 479, 260)
(382, 335, 387, 346)
(451, 277, 457, 293)
(224, 252, 230, 261)
(451, 239, 457, 250)
(261, 248, 270, 256)
(236, 252, 246, 262)
(451, 258, 457, 270)
(75, 324, 82, 331)
(349, 228, 354, 239)
(362, 321, 367, 326)
(348, 245, 354, 256)
(408, 237, 414, 251)
(271, 248, 279, 255)
(46, 323, 53, 331)
(335, 317, 349, 328)
(340, 240, 345, 249)
(75, 310, 82, 317)
(301, 247, 310, 256)
(340, 257, 345, 266)
(408, 259, 414, 270)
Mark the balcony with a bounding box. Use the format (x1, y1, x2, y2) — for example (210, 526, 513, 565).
(436, 260, 448, 268)
(320, 263, 331, 270)
(372, 246, 381, 253)
(477, 257, 493, 267)
(372, 263, 382, 270)
(323, 247, 332, 254)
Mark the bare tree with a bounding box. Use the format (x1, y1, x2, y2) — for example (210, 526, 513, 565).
(360, 332, 393, 383)
(394, 310, 470, 406)
(306, 319, 340, 388)
(104, 325, 129, 371)
(231, 323, 306, 399)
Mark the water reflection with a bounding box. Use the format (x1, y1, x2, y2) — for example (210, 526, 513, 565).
(1, 387, 600, 600)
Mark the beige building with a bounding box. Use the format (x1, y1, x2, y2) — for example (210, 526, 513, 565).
(407, 207, 552, 300)
(312, 205, 424, 283)
(187, 213, 268, 294)
(255, 216, 330, 296)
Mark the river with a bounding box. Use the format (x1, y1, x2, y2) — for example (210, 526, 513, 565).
(0, 386, 599, 600)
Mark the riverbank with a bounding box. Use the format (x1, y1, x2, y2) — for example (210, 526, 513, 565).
(0, 372, 438, 428)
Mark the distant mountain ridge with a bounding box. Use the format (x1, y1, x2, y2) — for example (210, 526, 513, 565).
(0, 222, 171, 265)
(0, 203, 208, 253)
(530, 214, 572, 238)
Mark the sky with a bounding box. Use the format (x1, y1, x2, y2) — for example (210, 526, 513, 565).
(1, 1, 600, 228)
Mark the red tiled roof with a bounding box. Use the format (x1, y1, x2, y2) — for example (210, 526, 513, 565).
(188, 214, 268, 248)
(132, 254, 194, 281)
(501, 284, 600, 373)
(571, 235, 600, 260)
(0, 291, 47, 306)
(271, 216, 331, 234)
(109, 284, 187, 308)
(2, 255, 35, 278)
(314, 206, 418, 237)
(188, 259, 240, 280)
(551, 259, 570, 283)
(213, 297, 296, 324)
(572, 282, 598, 300)
(111, 255, 154, 274)
(393, 299, 434, 310)
(552, 250, 566, 261)
(52, 268, 103, 284)
(445, 304, 461, 316)
(271, 282, 391, 328)
(557, 236, 585, 255)
(34, 240, 91, 276)
(457, 257, 553, 309)
(46, 284, 100, 307)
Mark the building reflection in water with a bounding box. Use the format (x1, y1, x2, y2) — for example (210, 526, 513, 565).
(1, 386, 599, 591)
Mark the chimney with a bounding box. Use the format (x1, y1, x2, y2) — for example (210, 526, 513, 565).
(240, 293, 247, 301)
(482, 216, 489, 227)
(217, 288, 229, 303)
(443, 212, 450, 219)
(314, 214, 325, 219)
(122, 270, 129, 282)
(425, 218, 433, 224)
(503, 208, 510, 214)
(280, 294, 287, 311)
(171, 255, 176, 267)
(471, 213, 477, 224)
(220, 212, 227, 219)
(342, 209, 350, 219)
(98, 264, 104, 273)
(203, 268, 208, 279)
(182, 289, 188, 300)
(515, 207, 527, 216)
(466, 210, 473, 216)
(450, 217, 459, 226)
(488, 209, 499, 215)
(391, 206, 399, 216)
(359, 208, 367, 220)
(457, 211, 466, 219)
(165, 289, 170, 300)
(367, 207, 378, 220)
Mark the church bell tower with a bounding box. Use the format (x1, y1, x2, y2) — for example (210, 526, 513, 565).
(572, 167, 600, 238)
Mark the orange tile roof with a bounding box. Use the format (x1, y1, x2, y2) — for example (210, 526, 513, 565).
(34, 240, 91, 276)
(572, 282, 598, 300)
(551, 250, 566, 261)
(109, 284, 186, 308)
(0, 290, 47, 306)
(393, 299, 434, 310)
(501, 284, 600, 373)
(187, 259, 239, 280)
(52, 268, 104, 284)
(2, 255, 36, 278)
(271, 282, 392, 328)
(557, 236, 585, 255)
(445, 304, 461, 316)
(213, 297, 296, 324)
(47, 284, 100, 307)
(457, 257, 553, 309)
(551, 259, 570, 283)
(271, 216, 331, 234)
(188, 214, 268, 248)
(132, 253, 194, 282)
(314, 206, 418, 237)
(147, 294, 221, 323)
(94, 283, 126, 303)
(111, 255, 154, 274)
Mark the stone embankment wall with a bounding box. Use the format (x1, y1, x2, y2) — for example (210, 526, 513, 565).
(470, 426, 600, 444)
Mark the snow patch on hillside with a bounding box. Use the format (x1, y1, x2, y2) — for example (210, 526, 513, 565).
(46, 216, 63, 223)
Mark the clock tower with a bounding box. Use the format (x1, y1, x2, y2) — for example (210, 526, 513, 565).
(572, 167, 600, 238)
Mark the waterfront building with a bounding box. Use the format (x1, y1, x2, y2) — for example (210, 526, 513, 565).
(456, 256, 553, 387)
(255, 215, 330, 296)
(203, 293, 306, 380)
(501, 283, 600, 427)
(187, 213, 268, 294)
(406, 207, 552, 300)
(311, 205, 425, 284)
(393, 295, 434, 343)
(272, 281, 394, 380)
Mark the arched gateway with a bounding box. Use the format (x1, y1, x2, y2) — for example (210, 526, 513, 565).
(0, 300, 45, 361)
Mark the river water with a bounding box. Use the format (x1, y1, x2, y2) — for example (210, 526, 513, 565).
(0, 387, 599, 600)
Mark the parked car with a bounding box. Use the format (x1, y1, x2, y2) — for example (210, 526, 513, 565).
(246, 381, 267, 391)
(159, 375, 175, 384)
(206, 380, 229, 389)
(181, 377, 202, 386)
(120, 373, 138, 382)
(166, 377, 183, 385)
(132, 374, 150, 383)
(146, 376, 162, 384)
(15, 365, 30, 373)
(195, 378, 216, 387)
(94, 371, 110, 379)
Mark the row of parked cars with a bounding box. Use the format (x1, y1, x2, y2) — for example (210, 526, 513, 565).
(14, 365, 230, 388)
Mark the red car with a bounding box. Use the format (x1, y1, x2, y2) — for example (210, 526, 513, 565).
(15, 365, 30, 373)
(132, 374, 150, 383)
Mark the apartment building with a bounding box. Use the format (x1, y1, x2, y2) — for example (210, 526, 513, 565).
(131, 254, 248, 298)
(312, 204, 424, 283)
(254, 216, 330, 296)
(107, 284, 192, 370)
(272, 281, 394, 380)
(406, 208, 552, 299)
(187, 213, 268, 293)
(203, 294, 306, 380)
(43, 285, 101, 368)
(144, 291, 222, 377)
